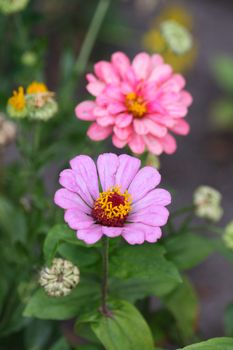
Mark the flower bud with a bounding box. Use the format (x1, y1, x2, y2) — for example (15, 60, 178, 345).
(39, 258, 80, 297)
(193, 186, 223, 222)
(223, 221, 233, 250)
(0, 113, 16, 146)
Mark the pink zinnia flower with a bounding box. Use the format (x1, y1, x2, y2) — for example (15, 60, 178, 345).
(54, 153, 171, 245)
(75, 52, 192, 155)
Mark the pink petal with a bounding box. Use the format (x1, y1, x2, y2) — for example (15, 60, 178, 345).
(143, 119, 167, 137)
(166, 104, 188, 118)
(115, 113, 133, 128)
(105, 86, 124, 102)
(132, 52, 152, 80)
(65, 209, 94, 229)
(102, 226, 123, 238)
(54, 189, 91, 212)
(77, 225, 103, 245)
(180, 91, 193, 106)
(96, 116, 115, 127)
(94, 61, 120, 84)
(86, 73, 97, 83)
(144, 226, 162, 243)
(97, 153, 119, 191)
(122, 223, 145, 245)
(87, 123, 113, 141)
(151, 54, 164, 67)
(113, 125, 132, 140)
(115, 154, 141, 192)
(111, 52, 131, 78)
(129, 206, 169, 226)
(133, 119, 149, 135)
(161, 134, 177, 154)
(144, 134, 163, 155)
(172, 119, 190, 135)
(107, 102, 126, 115)
(59, 169, 80, 193)
(70, 155, 99, 200)
(161, 74, 185, 92)
(128, 166, 161, 202)
(128, 134, 145, 154)
(133, 188, 171, 211)
(87, 81, 105, 96)
(148, 64, 172, 84)
(112, 135, 128, 148)
(75, 101, 96, 121)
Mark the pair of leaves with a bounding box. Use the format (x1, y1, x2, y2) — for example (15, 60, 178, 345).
(179, 337, 233, 349)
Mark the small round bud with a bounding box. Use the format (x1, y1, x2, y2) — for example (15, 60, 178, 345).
(39, 258, 80, 297)
(193, 186, 223, 222)
(223, 221, 233, 250)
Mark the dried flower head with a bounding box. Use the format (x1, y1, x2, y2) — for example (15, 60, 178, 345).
(223, 221, 233, 250)
(39, 258, 80, 297)
(55, 153, 171, 245)
(0, 113, 16, 146)
(193, 186, 223, 222)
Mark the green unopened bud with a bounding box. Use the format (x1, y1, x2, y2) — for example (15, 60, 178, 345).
(160, 19, 193, 55)
(193, 186, 223, 222)
(0, 0, 29, 14)
(145, 153, 160, 169)
(39, 258, 80, 297)
(21, 51, 37, 67)
(26, 93, 58, 121)
(223, 221, 233, 250)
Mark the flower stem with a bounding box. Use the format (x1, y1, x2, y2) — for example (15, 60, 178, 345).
(73, 0, 111, 76)
(170, 205, 195, 218)
(101, 236, 110, 316)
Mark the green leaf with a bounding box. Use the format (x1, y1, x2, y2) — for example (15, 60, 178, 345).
(91, 300, 155, 350)
(0, 196, 27, 243)
(49, 337, 70, 350)
(212, 56, 233, 93)
(164, 232, 213, 271)
(225, 303, 233, 336)
(24, 280, 100, 320)
(43, 224, 98, 264)
(24, 319, 53, 350)
(58, 242, 100, 268)
(163, 277, 198, 342)
(178, 337, 233, 349)
(110, 244, 181, 298)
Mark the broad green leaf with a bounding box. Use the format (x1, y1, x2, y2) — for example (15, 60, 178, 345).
(58, 242, 100, 268)
(91, 300, 155, 350)
(25, 319, 53, 350)
(75, 345, 103, 350)
(24, 280, 100, 320)
(110, 244, 181, 297)
(178, 337, 233, 349)
(163, 277, 198, 342)
(43, 224, 98, 264)
(212, 56, 233, 93)
(225, 303, 233, 336)
(212, 238, 233, 263)
(164, 232, 213, 271)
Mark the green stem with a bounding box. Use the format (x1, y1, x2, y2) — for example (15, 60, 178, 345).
(170, 205, 195, 218)
(73, 0, 111, 76)
(101, 236, 110, 315)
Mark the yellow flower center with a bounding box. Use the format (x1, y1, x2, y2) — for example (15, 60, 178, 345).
(92, 186, 132, 227)
(8, 86, 26, 111)
(27, 81, 48, 94)
(125, 92, 147, 118)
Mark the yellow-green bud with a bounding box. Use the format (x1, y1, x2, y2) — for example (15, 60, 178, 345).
(193, 185, 223, 222)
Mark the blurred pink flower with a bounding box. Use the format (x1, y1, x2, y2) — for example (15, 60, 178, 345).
(75, 52, 192, 155)
(54, 153, 171, 245)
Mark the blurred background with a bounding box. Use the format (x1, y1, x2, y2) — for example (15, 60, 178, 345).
(1, 0, 233, 348)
